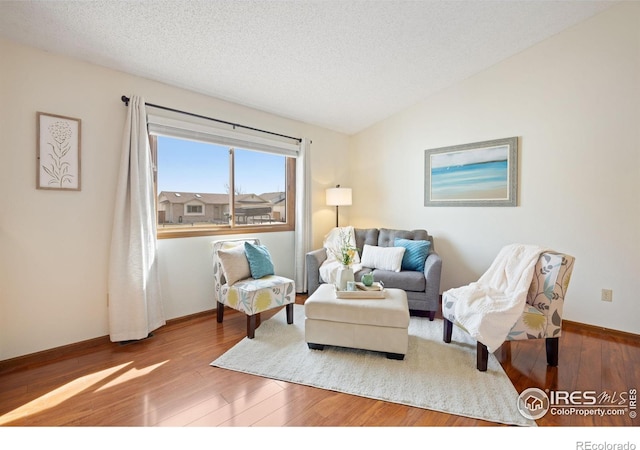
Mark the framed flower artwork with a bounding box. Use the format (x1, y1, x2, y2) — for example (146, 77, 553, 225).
(36, 112, 82, 191)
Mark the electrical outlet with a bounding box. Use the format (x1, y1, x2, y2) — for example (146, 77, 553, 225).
(601, 289, 613, 302)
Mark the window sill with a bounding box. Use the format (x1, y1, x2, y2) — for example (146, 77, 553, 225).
(157, 222, 294, 239)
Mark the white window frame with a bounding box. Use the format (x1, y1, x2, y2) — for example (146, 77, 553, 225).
(148, 114, 299, 239)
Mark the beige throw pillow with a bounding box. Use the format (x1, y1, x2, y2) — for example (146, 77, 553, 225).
(217, 244, 251, 285)
(360, 244, 405, 272)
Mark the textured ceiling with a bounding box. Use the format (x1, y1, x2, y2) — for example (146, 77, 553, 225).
(0, 1, 615, 134)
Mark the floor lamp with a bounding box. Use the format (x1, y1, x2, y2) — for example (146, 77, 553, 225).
(326, 185, 352, 228)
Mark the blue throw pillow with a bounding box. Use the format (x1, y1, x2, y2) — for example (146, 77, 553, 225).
(394, 238, 431, 272)
(244, 242, 275, 279)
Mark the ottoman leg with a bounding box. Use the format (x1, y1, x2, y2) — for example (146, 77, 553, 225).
(307, 343, 325, 350)
(386, 352, 405, 360)
(443, 318, 453, 343)
(286, 303, 294, 324)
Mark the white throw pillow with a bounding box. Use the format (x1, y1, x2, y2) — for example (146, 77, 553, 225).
(360, 244, 405, 272)
(217, 244, 251, 285)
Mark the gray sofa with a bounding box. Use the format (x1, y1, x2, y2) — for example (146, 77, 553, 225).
(306, 228, 442, 320)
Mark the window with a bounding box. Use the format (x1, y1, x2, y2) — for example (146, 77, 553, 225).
(152, 134, 295, 238)
(186, 204, 203, 214)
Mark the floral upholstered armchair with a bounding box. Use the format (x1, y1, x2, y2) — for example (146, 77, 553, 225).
(442, 251, 575, 371)
(212, 239, 295, 338)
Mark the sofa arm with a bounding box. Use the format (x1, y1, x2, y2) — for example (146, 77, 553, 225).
(423, 252, 443, 300)
(306, 248, 327, 295)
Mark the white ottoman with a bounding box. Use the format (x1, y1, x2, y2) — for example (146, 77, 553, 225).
(304, 284, 410, 359)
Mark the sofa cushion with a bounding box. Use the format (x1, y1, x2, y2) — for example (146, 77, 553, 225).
(378, 228, 431, 248)
(360, 244, 405, 272)
(354, 228, 379, 258)
(372, 269, 426, 292)
(395, 238, 431, 272)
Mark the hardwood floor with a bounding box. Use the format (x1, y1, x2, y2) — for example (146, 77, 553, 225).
(1, 295, 638, 427)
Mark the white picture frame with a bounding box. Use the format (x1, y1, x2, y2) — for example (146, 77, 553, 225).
(36, 112, 82, 191)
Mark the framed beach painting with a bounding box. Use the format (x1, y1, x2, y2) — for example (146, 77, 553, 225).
(36, 112, 82, 191)
(424, 137, 518, 207)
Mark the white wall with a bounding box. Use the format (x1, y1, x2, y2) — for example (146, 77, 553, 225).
(0, 39, 349, 360)
(350, 3, 640, 334)
(158, 232, 295, 320)
(2, 3, 638, 361)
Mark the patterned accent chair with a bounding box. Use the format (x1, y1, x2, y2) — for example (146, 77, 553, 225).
(212, 239, 295, 338)
(442, 251, 575, 371)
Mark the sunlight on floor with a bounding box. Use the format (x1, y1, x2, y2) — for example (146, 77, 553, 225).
(0, 360, 168, 425)
(95, 361, 168, 391)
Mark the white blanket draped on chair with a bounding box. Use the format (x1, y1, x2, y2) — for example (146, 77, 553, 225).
(444, 243, 548, 352)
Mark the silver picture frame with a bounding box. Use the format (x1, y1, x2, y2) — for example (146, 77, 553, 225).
(424, 137, 518, 207)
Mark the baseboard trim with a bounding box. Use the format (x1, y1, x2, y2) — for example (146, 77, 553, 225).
(0, 309, 219, 374)
(0, 335, 111, 374)
(2, 310, 637, 373)
(563, 319, 640, 341)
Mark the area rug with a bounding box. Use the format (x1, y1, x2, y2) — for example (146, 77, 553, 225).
(211, 305, 536, 426)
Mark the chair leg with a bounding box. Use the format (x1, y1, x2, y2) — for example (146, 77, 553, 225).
(443, 318, 453, 343)
(286, 303, 294, 324)
(247, 314, 256, 339)
(477, 342, 488, 372)
(428, 310, 436, 321)
(546, 337, 559, 366)
(216, 301, 224, 323)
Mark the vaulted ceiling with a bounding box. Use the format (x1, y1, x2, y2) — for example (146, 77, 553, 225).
(0, 1, 615, 134)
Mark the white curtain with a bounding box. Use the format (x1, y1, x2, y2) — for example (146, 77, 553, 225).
(108, 95, 165, 342)
(294, 138, 312, 293)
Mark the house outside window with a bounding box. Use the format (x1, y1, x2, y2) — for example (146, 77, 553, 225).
(151, 134, 295, 238)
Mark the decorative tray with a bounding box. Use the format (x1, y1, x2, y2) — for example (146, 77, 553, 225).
(335, 282, 385, 299)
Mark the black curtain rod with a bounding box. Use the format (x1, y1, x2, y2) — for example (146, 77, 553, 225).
(121, 95, 301, 143)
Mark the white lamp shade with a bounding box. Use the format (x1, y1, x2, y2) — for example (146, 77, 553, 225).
(326, 187, 352, 206)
